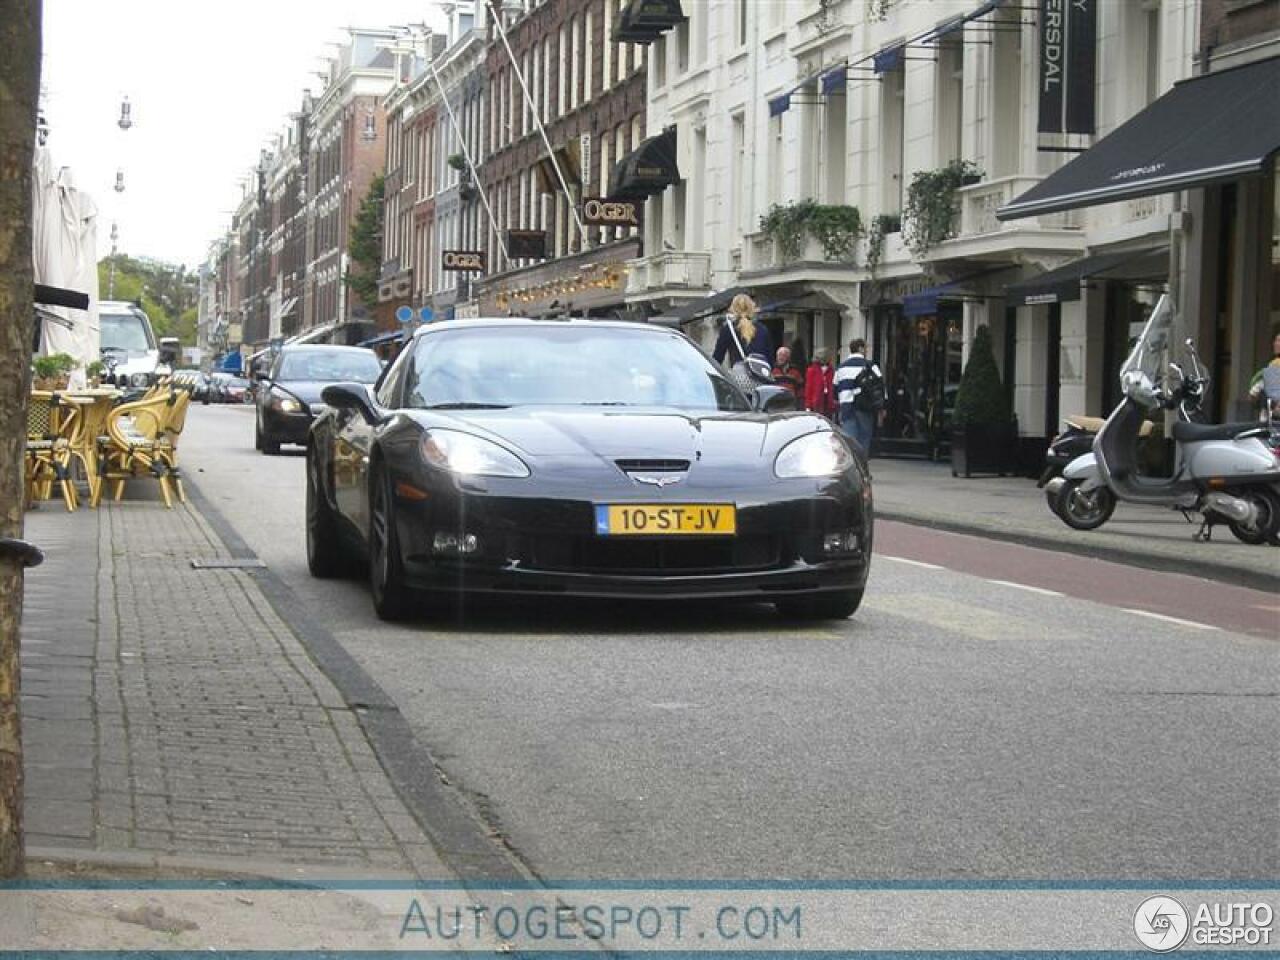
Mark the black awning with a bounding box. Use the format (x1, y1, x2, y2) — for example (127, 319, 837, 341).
(668, 287, 750, 323)
(613, 0, 685, 43)
(1005, 246, 1168, 307)
(610, 127, 680, 201)
(999, 56, 1280, 220)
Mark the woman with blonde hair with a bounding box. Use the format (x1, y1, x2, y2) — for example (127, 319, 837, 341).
(712, 293, 773, 368)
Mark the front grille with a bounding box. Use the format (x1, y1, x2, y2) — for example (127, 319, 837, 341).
(615, 458, 691, 473)
(523, 534, 781, 574)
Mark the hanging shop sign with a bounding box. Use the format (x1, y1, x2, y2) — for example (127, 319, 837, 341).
(1037, 0, 1097, 135)
(442, 250, 486, 272)
(508, 230, 548, 260)
(583, 198, 642, 227)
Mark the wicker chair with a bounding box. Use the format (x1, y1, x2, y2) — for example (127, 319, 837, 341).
(154, 387, 190, 503)
(26, 392, 79, 511)
(93, 389, 180, 508)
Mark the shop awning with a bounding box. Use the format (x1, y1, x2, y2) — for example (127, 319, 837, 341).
(357, 330, 406, 348)
(667, 286, 751, 323)
(610, 127, 680, 201)
(1004, 246, 1169, 307)
(612, 0, 685, 44)
(285, 322, 338, 346)
(903, 266, 1012, 316)
(872, 43, 905, 74)
(999, 56, 1280, 220)
(921, 0, 1003, 44)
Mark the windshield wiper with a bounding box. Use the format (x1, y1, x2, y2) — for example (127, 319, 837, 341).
(423, 402, 511, 410)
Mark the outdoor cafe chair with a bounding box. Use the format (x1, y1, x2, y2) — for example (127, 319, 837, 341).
(26, 391, 79, 511)
(93, 388, 181, 508)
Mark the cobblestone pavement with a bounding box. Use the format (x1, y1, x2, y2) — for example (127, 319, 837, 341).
(20, 499, 451, 878)
(869, 456, 1280, 589)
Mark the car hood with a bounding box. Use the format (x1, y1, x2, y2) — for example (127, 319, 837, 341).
(409, 406, 825, 463)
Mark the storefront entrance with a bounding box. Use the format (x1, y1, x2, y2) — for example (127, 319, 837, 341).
(872, 304, 964, 458)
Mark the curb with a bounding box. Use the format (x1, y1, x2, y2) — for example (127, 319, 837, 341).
(181, 479, 526, 888)
(25, 846, 414, 885)
(878, 509, 1280, 594)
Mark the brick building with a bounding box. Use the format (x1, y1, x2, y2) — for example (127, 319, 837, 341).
(303, 28, 399, 344)
(471, 0, 650, 318)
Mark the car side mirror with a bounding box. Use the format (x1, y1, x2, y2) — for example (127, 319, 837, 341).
(754, 385, 797, 413)
(322, 382, 382, 425)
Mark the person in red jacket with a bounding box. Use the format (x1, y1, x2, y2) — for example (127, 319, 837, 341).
(804, 347, 837, 419)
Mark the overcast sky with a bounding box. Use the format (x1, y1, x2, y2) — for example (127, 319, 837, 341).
(41, 1, 449, 272)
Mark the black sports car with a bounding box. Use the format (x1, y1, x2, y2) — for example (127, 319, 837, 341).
(307, 319, 873, 621)
(255, 344, 382, 454)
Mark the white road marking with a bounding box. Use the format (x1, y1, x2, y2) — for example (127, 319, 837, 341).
(880, 556, 944, 570)
(985, 580, 1064, 598)
(1122, 608, 1220, 631)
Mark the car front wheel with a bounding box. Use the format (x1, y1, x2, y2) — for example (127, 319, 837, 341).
(369, 464, 415, 621)
(306, 446, 346, 578)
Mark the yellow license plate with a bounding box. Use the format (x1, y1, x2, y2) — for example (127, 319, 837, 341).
(595, 504, 736, 536)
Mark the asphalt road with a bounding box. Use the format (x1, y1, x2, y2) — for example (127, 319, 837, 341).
(182, 404, 1278, 882)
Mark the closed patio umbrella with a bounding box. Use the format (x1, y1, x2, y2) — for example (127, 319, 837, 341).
(32, 143, 99, 388)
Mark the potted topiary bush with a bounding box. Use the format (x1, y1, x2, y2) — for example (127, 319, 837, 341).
(32, 352, 76, 391)
(86, 360, 105, 386)
(950, 325, 1016, 477)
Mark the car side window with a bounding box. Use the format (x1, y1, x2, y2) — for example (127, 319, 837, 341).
(375, 353, 405, 408)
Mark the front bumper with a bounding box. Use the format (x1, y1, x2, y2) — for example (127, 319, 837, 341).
(390, 480, 872, 601)
(261, 404, 313, 444)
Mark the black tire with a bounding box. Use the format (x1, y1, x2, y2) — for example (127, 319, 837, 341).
(776, 588, 864, 621)
(1045, 485, 1065, 518)
(254, 417, 263, 451)
(306, 446, 346, 578)
(1054, 480, 1116, 531)
(1226, 485, 1280, 546)
(260, 420, 280, 456)
(369, 463, 415, 621)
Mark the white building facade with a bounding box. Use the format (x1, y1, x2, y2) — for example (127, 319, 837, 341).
(627, 0, 1200, 459)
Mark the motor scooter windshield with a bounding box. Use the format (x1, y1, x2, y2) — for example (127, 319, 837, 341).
(1118, 294, 1172, 408)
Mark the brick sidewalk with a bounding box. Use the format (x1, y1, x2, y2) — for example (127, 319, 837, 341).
(19, 499, 450, 879)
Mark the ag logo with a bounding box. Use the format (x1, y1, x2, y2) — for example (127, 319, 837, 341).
(1134, 896, 1189, 952)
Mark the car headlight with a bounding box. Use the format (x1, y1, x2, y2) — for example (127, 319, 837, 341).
(419, 429, 530, 478)
(129, 372, 151, 388)
(270, 387, 303, 413)
(774, 431, 855, 478)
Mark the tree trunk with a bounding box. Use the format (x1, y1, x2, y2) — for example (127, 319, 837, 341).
(0, 0, 42, 879)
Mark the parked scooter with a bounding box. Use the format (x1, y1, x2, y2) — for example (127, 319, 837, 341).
(1045, 295, 1280, 544)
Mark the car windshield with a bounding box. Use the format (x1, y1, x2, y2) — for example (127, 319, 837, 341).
(100, 311, 155, 353)
(403, 325, 749, 411)
(277, 349, 381, 383)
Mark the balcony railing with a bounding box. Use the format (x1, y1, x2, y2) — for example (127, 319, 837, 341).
(742, 231, 859, 274)
(625, 250, 712, 295)
(958, 176, 1080, 236)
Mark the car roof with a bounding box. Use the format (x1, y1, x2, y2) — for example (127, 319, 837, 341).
(410, 318, 678, 338)
(277, 343, 376, 353)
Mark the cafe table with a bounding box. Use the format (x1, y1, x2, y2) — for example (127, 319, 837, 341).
(57, 387, 122, 506)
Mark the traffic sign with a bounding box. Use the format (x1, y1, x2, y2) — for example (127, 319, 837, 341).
(419, 307, 434, 323)
(395, 305, 413, 324)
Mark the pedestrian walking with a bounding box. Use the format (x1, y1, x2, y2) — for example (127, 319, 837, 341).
(804, 347, 837, 419)
(834, 338, 886, 456)
(712, 293, 772, 366)
(772, 345, 804, 398)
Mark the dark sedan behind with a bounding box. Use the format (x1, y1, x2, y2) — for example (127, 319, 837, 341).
(256, 345, 382, 454)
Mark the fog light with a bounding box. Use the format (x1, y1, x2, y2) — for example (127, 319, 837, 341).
(432, 532, 480, 555)
(822, 530, 859, 554)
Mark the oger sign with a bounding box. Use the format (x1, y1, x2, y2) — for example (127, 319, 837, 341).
(583, 198, 641, 227)
(442, 250, 486, 272)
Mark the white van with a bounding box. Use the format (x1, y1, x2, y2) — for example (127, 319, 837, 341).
(99, 301, 165, 387)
